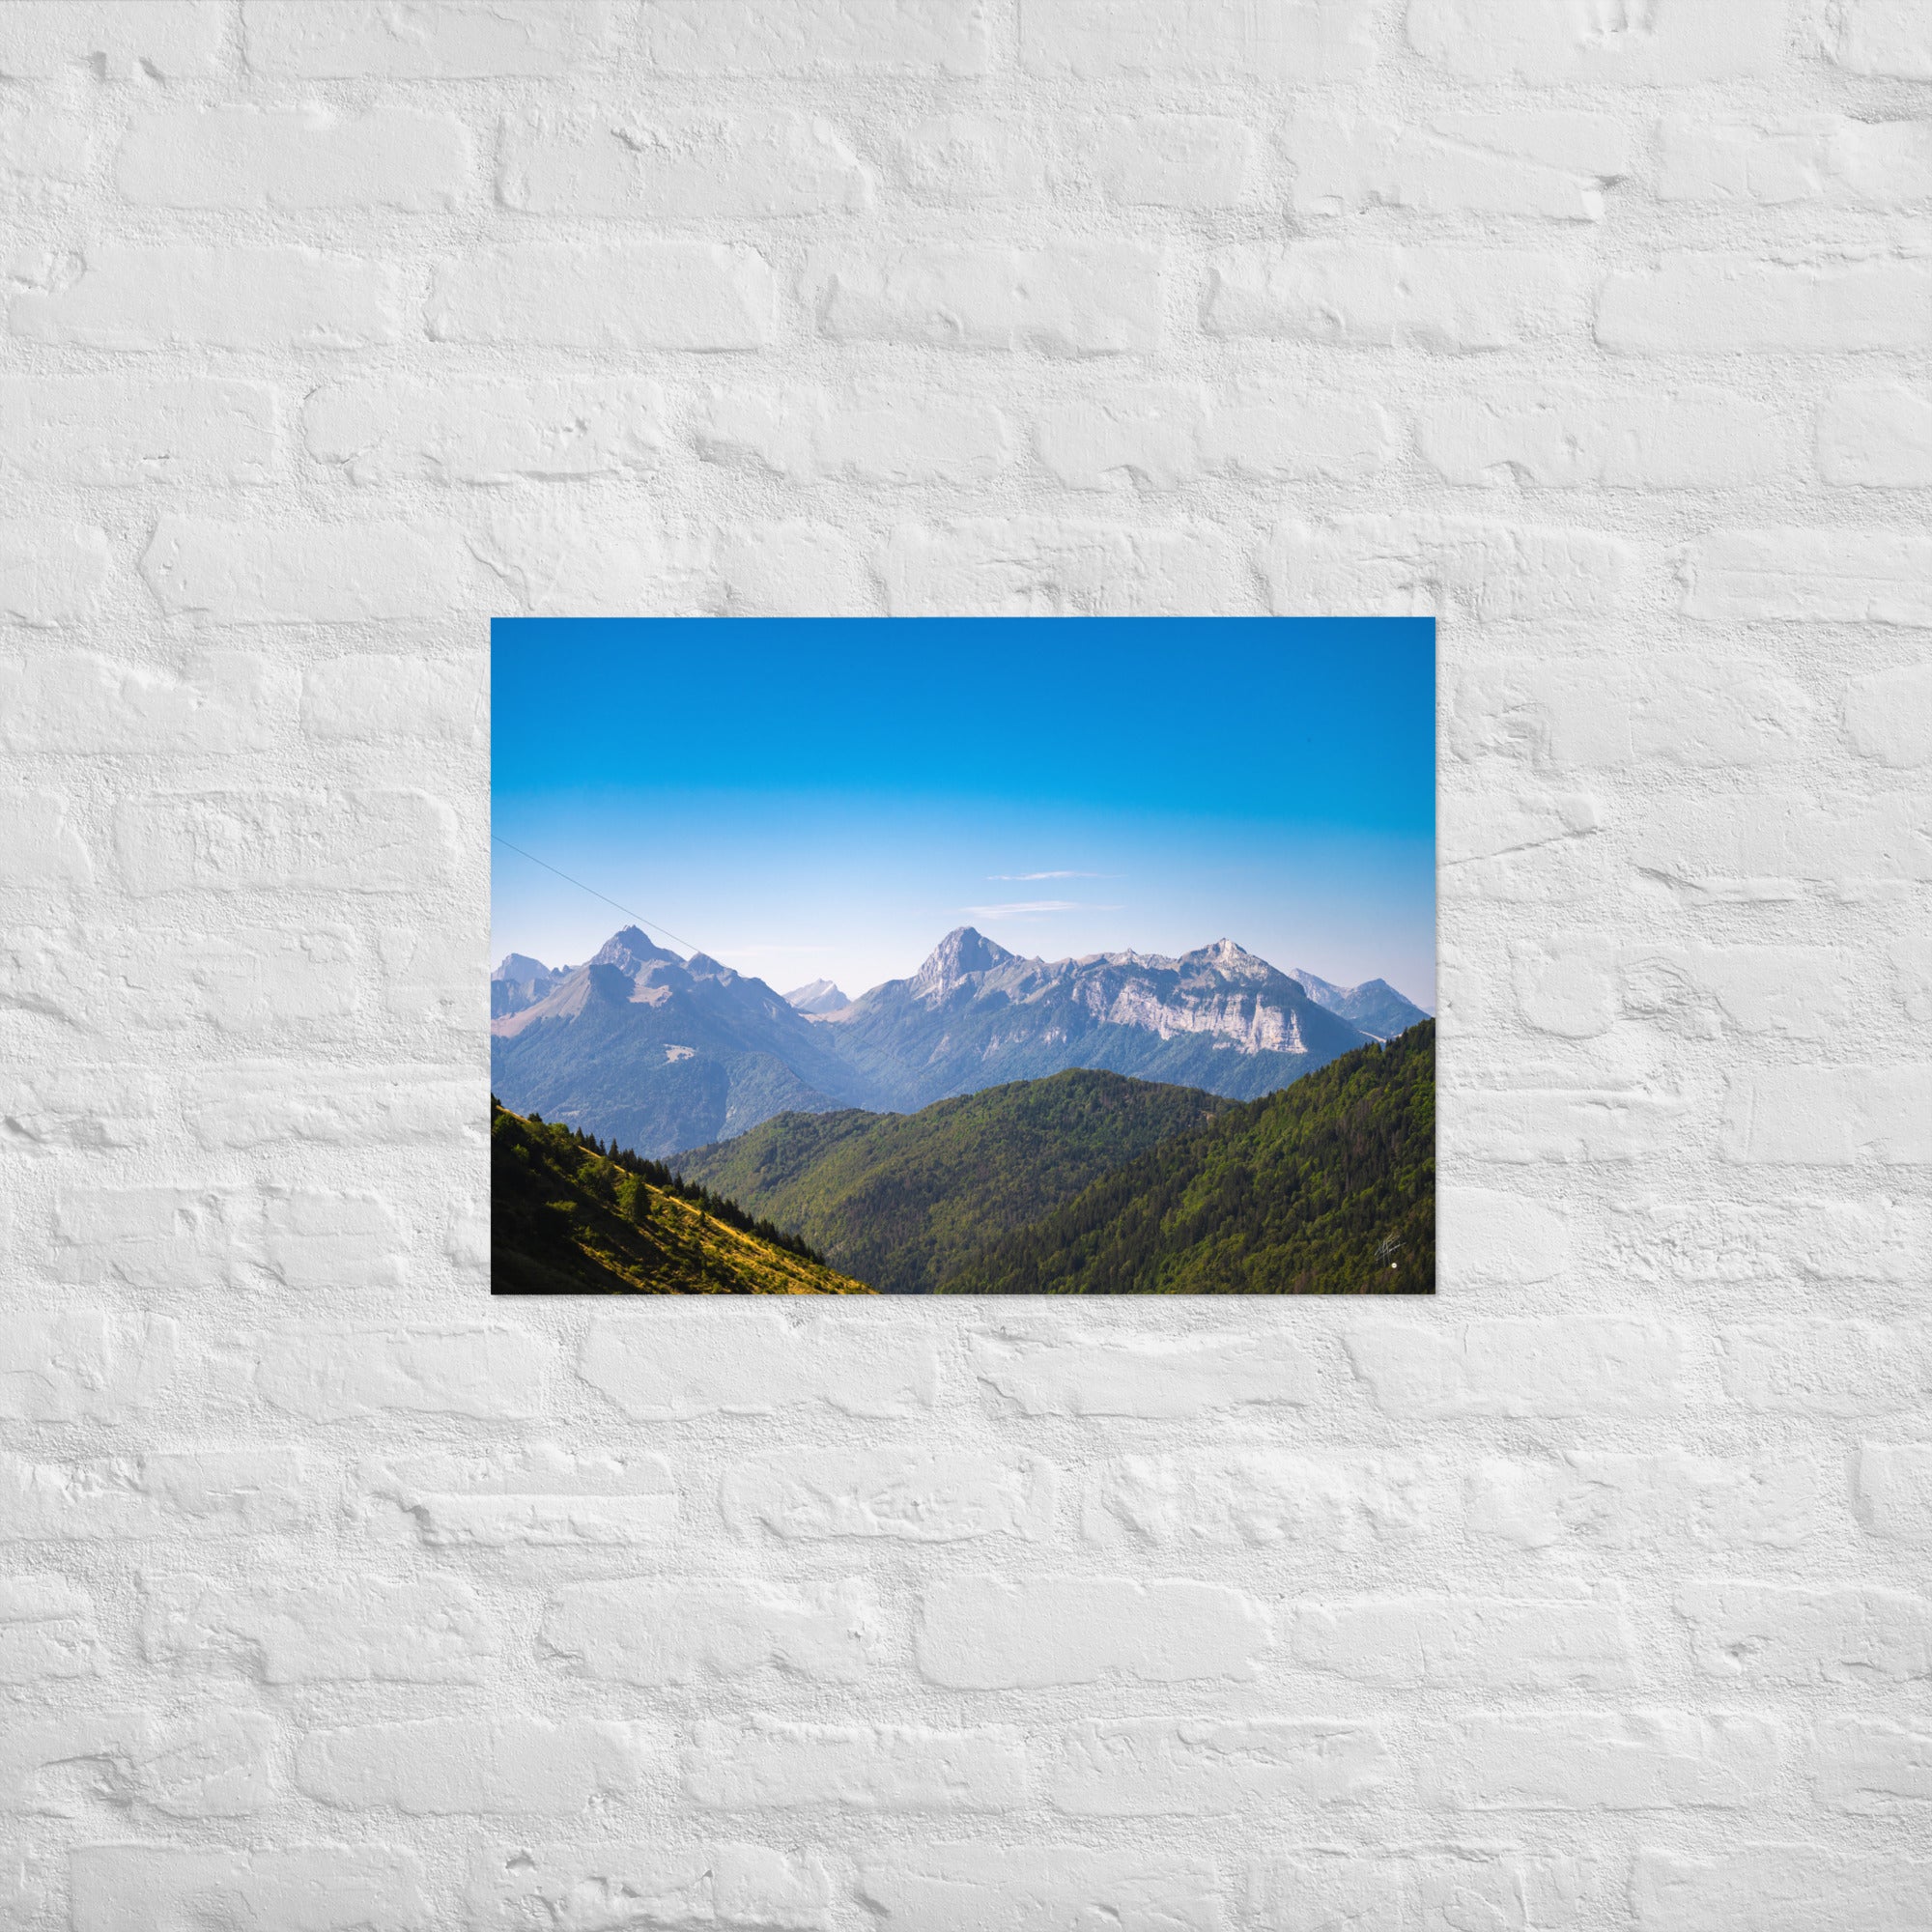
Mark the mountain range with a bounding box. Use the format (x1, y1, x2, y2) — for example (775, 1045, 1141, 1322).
(492, 923, 1429, 1159)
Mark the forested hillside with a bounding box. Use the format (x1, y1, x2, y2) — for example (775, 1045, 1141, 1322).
(938, 1023, 1435, 1295)
(491, 1098, 874, 1295)
(672, 1069, 1235, 1294)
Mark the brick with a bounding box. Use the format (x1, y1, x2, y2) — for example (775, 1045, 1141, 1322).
(858, 1846, 1221, 1931)
(308, 377, 664, 488)
(1083, 1450, 1438, 1548)
(1631, 794, 1932, 901)
(1088, 113, 1256, 207)
(1860, 1442, 1932, 1542)
(1468, 1451, 1832, 1552)
(582, 1308, 936, 1417)
(0, 1, 223, 77)
(72, 1846, 427, 1932)
(1347, 1318, 1689, 1417)
(223, 1323, 543, 1420)
(706, 521, 873, 617)
(724, 1447, 1055, 1542)
(808, 245, 1160, 355)
(1, 1708, 276, 1817)
(0, 377, 277, 487)
(1656, 113, 1932, 210)
(641, 0, 991, 74)
(918, 1577, 1269, 1687)
(1046, 1717, 1388, 1815)
(302, 655, 484, 745)
(1288, 107, 1631, 220)
(51, 1186, 261, 1290)
(1823, 382, 1932, 487)
(1634, 1848, 1932, 1932)
(188, 1059, 474, 1148)
(1518, 941, 1853, 1037)
(1409, 0, 1784, 82)
(0, 1575, 98, 1683)
(1826, 0, 1932, 78)
(428, 244, 775, 351)
(1264, 516, 1630, 623)
(1678, 1582, 1932, 1683)
(1814, 1717, 1932, 1812)
(1416, 384, 1785, 489)
(1034, 388, 1201, 491)
(0, 521, 111, 626)
(973, 1326, 1317, 1416)
(11, 245, 402, 352)
(0, 790, 92, 886)
(466, 1843, 833, 1931)
(893, 111, 1046, 204)
(117, 107, 472, 211)
(0, 1449, 309, 1542)
(0, 99, 90, 182)
(544, 1578, 881, 1685)
(1207, 244, 1588, 351)
(243, 0, 615, 75)
(684, 1719, 1025, 1811)
(115, 790, 458, 895)
(1252, 1850, 1596, 1930)
(1437, 1185, 1572, 1284)
(698, 386, 1015, 487)
(1616, 1198, 1928, 1287)
(298, 1716, 652, 1814)
(1722, 1065, 1932, 1163)
(1422, 1713, 1779, 1811)
(1720, 1321, 1932, 1414)
(1020, 0, 1375, 79)
(2, 651, 287, 760)
(262, 1189, 408, 1292)
(144, 1576, 497, 1684)
(362, 1446, 679, 1548)
(1291, 1594, 1635, 1689)
(502, 109, 870, 219)
(1683, 528, 1932, 625)
(1197, 387, 1393, 483)
(141, 515, 488, 624)
(0, 1311, 178, 1422)
(882, 520, 1238, 615)
(1601, 255, 1932, 355)
(0, 1064, 159, 1149)
(1457, 1085, 1691, 1162)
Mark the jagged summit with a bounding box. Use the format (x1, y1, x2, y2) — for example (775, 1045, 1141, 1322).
(785, 979, 851, 1015)
(912, 926, 1017, 997)
(591, 926, 682, 975)
(493, 951, 552, 982)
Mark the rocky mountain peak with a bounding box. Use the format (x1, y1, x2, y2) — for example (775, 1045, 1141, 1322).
(785, 979, 851, 1015)
(590, 925, 683, 977)
(912, 925, 1016, 996)
(492, 952, 552, 983)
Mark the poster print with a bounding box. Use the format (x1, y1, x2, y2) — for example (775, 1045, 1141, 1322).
(491, 618, 1435, 1295)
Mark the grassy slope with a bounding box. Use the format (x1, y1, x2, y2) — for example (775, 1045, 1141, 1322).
(938, 1022, 1435, 1295)
(671, 1068, 1236, 1294)
(492, 1100, 874, 1295)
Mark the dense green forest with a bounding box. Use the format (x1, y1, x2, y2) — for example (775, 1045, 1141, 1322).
(491, 1097, 874, 1294)
(671, 1069, 1235, 1294)
(938, 1023, 1435, 1294)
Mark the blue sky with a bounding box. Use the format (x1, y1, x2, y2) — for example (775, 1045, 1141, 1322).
(492, 618, 1436, 1008)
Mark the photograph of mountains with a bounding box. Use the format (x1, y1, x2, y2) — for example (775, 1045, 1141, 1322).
(491, 617, 1435, 1295)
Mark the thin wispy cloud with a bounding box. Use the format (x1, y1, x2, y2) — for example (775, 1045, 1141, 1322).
(966, 900, 1124, 920)
(988, 870, 1111, 881)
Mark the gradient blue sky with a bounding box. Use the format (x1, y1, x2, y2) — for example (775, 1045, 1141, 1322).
(492, 618, 1435, 1009)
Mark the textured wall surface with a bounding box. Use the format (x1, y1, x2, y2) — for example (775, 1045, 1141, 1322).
(3, 1, 1930, 1926)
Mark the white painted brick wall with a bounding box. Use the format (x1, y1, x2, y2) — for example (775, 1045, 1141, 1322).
(0, 1, 1927, 1924)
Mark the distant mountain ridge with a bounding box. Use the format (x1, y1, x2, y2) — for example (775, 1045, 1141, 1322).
(784, 979, 850, 1015)
(492, 923, 1428, 1158)
(1288, 968, 1432, 1041)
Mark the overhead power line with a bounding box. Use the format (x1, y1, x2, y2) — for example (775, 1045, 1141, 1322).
(490, 835, 704, 956)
